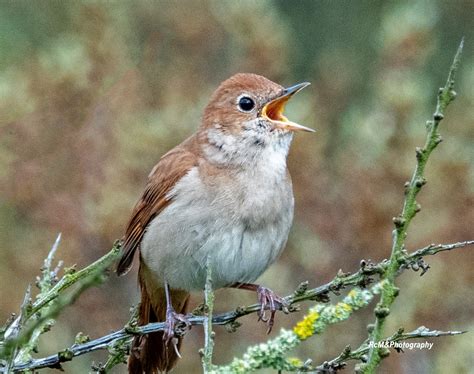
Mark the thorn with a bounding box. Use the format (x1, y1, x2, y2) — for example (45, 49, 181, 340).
(294, 281, 309, 296)
(374, 306, 390, 318)
(415, 177, 427, 188)
(404, 181, 410, 195)
(380, 348, 391, 358)
(393, 216, 405, 229)
(415, 147, 424, 160)
(224, 320, 242, 333)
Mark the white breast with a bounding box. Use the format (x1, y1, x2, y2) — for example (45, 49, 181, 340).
(140, 144, 294, 291)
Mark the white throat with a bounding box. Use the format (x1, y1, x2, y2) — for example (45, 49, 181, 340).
(203, 127, 293, 172)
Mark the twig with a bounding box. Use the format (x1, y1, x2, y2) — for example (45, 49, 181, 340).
(29, 241, 122, 318)
(0, 239, 121, 373)
(408, 240, 474, 259)
(4, 239, 121, 345)
(13, 234, 64, 368)
(2, 264, 110, 371)
(201, 257, 216, 373)
(6, 239, 472, 373)
(403, 240, 474, 276)
(91, 336, 131, 373)
(37, 233, 63, 294)
(1, 286, 32, 372)
(361, 39, 464, 373)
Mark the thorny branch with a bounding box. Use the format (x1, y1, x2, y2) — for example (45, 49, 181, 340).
(361, 39, 465, 373)
(0, 238, 121, 373)
(4, 240, 472, 373)
(200, 257, 216, 372)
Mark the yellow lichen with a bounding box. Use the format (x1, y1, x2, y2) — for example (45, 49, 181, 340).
(293, 310, 319, 340)
(338, 302, 352, 312)
(287, 357, 303, 367)
(333, 302, 352, 318)
(348, 289, 358, 298)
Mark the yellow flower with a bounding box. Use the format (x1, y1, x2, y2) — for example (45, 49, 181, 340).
(293, 311, 319, 340)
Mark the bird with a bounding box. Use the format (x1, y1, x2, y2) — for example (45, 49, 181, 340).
(117, 73, 314, 373)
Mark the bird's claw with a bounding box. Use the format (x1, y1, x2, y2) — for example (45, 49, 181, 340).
(163, 308, 191, 356)
(256, 285, 289, 334)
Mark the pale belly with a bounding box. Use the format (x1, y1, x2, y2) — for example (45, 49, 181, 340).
(140, 168, 294, 291)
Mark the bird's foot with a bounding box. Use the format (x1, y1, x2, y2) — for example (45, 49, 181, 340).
(256, 285, 289, 334)
(163, 307, 191, 357)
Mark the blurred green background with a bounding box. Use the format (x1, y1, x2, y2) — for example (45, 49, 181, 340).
(0, 1, 473, 373)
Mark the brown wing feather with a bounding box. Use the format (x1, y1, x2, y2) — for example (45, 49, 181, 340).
(117, 140, 200, 275)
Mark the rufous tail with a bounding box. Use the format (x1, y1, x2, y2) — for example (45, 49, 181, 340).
(128, 265, 189, 373)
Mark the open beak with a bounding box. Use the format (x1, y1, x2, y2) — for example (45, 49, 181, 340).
(261, 82, 314, 133)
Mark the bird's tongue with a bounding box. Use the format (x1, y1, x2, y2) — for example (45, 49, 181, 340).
(262, 96, 289, 122)
(262, 82, 314, 133)
(262, 95, 315, 133)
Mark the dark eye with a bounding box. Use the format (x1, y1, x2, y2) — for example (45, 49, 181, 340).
(238, 96, 255, 112)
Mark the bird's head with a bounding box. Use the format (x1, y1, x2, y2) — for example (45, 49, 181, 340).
(200, 73, 313, 166)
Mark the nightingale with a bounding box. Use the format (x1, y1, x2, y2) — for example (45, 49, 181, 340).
(117, 73, 313, 373)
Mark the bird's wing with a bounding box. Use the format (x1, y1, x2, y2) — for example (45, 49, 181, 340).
(117, 143, 199, 275)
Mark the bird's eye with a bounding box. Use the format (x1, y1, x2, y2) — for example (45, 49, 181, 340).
(238, 96, 255, 112)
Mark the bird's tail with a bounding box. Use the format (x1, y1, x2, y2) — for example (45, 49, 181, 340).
(129, 265, 190, 373)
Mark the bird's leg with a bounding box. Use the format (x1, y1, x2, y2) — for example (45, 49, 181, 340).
(163, 282, 191, 356)
(231, 283, 289, 333)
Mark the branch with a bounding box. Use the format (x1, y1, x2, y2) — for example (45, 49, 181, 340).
(361, 39, 464, 373)
(6, 239, 472, 373)
(4, 234, 64, 371)
(408, 240, 474, 259)
(29, 241, 122, 318)
(200, 257, 216, 372)
(0, 239, 121, 372)
(404, 240, 474, 276)
(212, 287, 375, 373)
